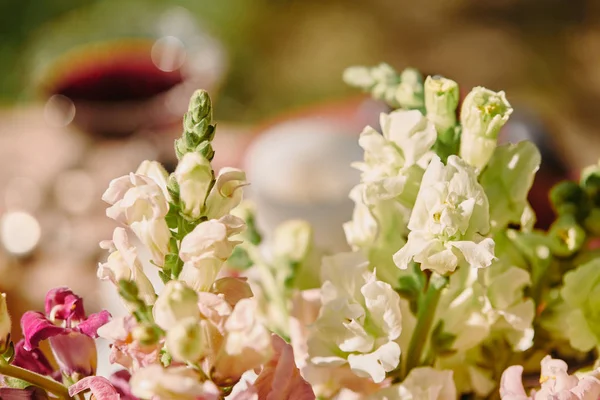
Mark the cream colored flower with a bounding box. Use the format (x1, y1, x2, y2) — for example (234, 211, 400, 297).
(98, 227, 156, 306)
(174, 152, 213, 219)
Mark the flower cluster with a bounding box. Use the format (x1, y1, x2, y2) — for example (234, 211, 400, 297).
(2, 64, 600, 400)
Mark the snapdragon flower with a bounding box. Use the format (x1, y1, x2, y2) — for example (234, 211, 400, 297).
(353, 109, 435, 205)
(307, 252, 402, 383)
(102, 173, 170, 266)
(394, 155, 495, 274)
(178, 215, 245, 291)
(204, 167, 247, 219)
(97, 316, 161, 371)
(130, 365, 220, 400)
(21, 288, 110, 377)
(459, 87, 513, 171)
(98, 227, 157, 307)
(500, 356, 600, 400)
(370, 367, 456, 400)
(174, 152, 214, 220)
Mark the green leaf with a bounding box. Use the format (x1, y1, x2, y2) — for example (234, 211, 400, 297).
(166, 203, 180, 230)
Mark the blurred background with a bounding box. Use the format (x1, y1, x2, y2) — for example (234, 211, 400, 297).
(0, 0, 598, 346)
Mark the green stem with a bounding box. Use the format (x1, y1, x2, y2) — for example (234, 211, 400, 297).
(0, 358, 72, 399)
(402, 273, 447, 379)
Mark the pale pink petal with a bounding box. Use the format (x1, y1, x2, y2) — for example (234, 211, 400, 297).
(499, 366, 531, 400)
(253, 335, 315, 400)
(69, 376, 120, 400)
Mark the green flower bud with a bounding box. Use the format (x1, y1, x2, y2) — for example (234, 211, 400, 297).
(186, 90, 212, 127)
(424, 75, 459, 133)
(174, 152, 213, 220)
(550, 181, 589, 219)
(165, 317, 206, 363)
(459, 87, 512, 170)
(584, 208, 600, 237)
(175, 90, 216, 160)
(131, 324, 161, 346)
(581, 161, 600, 206)
(152, 281, 199, 330)
(549, 215, 586, 257)
(0, 293, 10, 354)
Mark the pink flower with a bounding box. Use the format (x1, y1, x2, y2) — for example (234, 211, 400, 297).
(12, 339, 55, 378)
(253, 335, 315, 400)
(109, 370, 139, 400)
(97, 316, 161, 371)
(20, 288, 110, 377)
(0, 387, 49, 400)
(69, 376, 120, 400)
(500, 356, 600, 400)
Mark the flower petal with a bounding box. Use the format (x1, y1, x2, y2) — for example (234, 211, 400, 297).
(44, 287, 85, 322)
(68, 376, 120, 400)
(49, 332, 97, 376)
(0, 387, 49, 400)
(77, 310, 111, 338)
(20, 311, 66, 350)
(252, 335, 315, 400)
(499, 366, 530, 400)
(12, 339, 54, 376)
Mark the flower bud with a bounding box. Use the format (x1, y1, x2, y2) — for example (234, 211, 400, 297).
(174, 152, 213, 219)
(549, 215, 586, 257)
(186, 90, 213, 128)
(131, 324, 161, 346)
(581, 161, 600, 206)
(424, 75, 459, 133)
(0, 293, 11, 353)
(395, 68, 425, 110)
(584, 208, 600, 236)
(165, 317, 206, 363)
(550, 181, 588, 219)
(175, 90, 216, 160)
(153, 281, 199, 330)
(459, 87, 512, 170)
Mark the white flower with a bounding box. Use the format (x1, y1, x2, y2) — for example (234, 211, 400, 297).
(179, 215, 244, 262)
(307, 252, 402, 383)
(152, 281, 199, 330)
(102, 173, 170, 265)
(204, 168, 247, 219)
(103, 173, 168, 224)
(371, 367, 456, 400)
(98, 227, 156, 306)
(353, 110, 435, 204)
(130, 218, 171, 266)
(130, 365, 219, 400)
(174, 152, 213, 219)
(394, 155, 495, 274)
(178, 215, 244, 290)
(136, 160, 169, 199)
(344, 186, 378, 250)
(459, 87, 513, 170)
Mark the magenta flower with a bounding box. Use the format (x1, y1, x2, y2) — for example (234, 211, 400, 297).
(0, 387, 49, 400)
(20, 287, 110, 377)
(12, 339, 55, 378)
